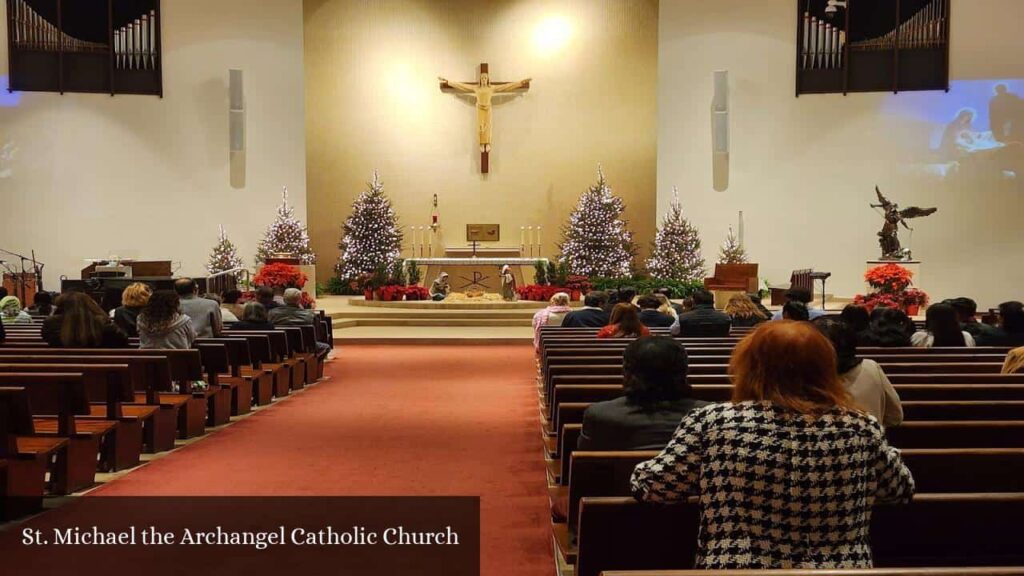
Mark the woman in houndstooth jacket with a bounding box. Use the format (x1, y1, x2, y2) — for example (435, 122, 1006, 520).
(631, 321, 914, 570)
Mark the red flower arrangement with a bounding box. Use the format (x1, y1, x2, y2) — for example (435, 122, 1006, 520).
(855, 264, 927, 314)
(565, 275, 592, 294)
(516, 284, 564, 302)
(864, 263, 913, 293)
(254, 263, 308, 290)
(379, 285, 407, 302)
(404, 286, 430, 301)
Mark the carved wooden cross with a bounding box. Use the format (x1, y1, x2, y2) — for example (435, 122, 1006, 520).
(439, 63, 531, 173)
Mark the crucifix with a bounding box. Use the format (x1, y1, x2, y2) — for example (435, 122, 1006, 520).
(439, 63, 531, 173)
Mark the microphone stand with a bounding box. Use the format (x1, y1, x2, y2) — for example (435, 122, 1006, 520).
(0, 247, 45, 303)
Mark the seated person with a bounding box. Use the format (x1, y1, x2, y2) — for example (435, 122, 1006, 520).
(597, 303, 650, 339)
(947, 297, 1001, 345)
(748, 293, 772, 320)
(222, 289, 245, 320)
(911, 302, 975, 348)
(42, 292, 129, 348)
(0, 296, 32, 324)
(1004, 346, 1024, 374)
(257, 286, 281, 310)
(561, 291, 610, 328)
(670, 289, 731, 337)
(532, 292, 573, 350)
(631, 321, 914, 570)
(656, 288, 686, 316)
(175, 278, 222, 338)
(27, 291, 54, 316)
(637, 295, 675, 328)
(233, 302, 276, 330)
(725, 293, 767, 327)
(989, 301, 1024, 347)
(840, 304, 871, 335)
(138, 290, 197, 350)
(269, 288, 332, 357)
(203, 293, 238, 322)
(814, 318, 903, 427)
(601, 289, 620, 313)
(113, 282, 152, 337)
(579, 336, 708, 451)
(859, 307, 914, 348)
(429, 272, 451, 301)
(654, 294, 679, 319)
(771, 287, 826, 320)
(782, 300, 810, 321)
(618, 286, 638, 308)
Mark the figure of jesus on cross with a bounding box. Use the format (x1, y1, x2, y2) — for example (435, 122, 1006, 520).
(439, 63, 531, 173)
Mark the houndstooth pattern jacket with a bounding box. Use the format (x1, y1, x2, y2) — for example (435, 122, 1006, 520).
(631, 401, 915, 570)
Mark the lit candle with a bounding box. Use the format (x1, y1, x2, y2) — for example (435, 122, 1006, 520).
(420, 226, 426, 257)
(537, 227, 542, 254)
(520, 226, 525, 249)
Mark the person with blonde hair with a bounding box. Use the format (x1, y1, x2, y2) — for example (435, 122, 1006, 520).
(531, 292, 573, 350)
(632, 321, 914, 569)
(113, 282, 152, 337)
(653, 293, 678, 319)
(724, 293, 767, 327)
(1004, 347, 1024, 374)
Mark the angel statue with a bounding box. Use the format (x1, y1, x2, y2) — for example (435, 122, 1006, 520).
(871, 186, 938, 260)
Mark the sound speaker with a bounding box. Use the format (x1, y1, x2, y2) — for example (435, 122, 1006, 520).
(229, 69, 245, 189)
(711, 70, 729, 192)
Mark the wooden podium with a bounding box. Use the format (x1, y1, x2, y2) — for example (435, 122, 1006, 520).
(81, 260, 172, 279)
(2, 272, 38, 304)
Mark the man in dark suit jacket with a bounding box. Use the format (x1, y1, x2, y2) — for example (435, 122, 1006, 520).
(578, 337, 707, 451)
(637, 295, 675, 328)
(562, 291, 610, 328)
(670, 289, 732, 336)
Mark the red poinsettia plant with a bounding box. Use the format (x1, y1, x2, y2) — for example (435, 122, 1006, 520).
(404, 286, 430, 301)
(254, 263, 308, 290)
(865, 263, 913, 293)
(855, 264, 928, 313)
(516, 284, 564, 302)
(565, 275, 592, 294)
(379, 284, 407, 302)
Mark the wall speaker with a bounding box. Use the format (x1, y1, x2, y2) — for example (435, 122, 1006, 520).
(229, 69, 246, 189)
(711, 70, 729, 192)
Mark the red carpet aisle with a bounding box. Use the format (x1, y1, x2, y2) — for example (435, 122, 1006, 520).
(93, 344, 552, 576)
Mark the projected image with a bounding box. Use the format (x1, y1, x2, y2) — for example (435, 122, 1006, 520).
(884, 79, 1024, 188)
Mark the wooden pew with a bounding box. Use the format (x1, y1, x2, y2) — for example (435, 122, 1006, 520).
(0, 364, 144, 471)
(574, 494, 1024, 576)
(196, 338, 254, 416)
(0, 374, 98, 494)
(0, 350, 202, 443)
(0, 387, 64, 518)
(222, 332, 290, 400)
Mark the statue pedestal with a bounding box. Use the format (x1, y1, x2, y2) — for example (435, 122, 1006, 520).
(866, 260, 922, 292)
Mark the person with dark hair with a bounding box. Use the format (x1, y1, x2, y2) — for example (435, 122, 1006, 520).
(578, 337, 708, 451)
(233, 302, 276, 331)
(782, 300, 810, 322)
(747, 293, 772, 320)
(602, 289, 620, 313)
(257, 286, 281, 311)
(771, 287, 826, 320)
(725, 294, 767, 327)
(912, 303, 974, 348)
(598, 303, 650, 339)
(222, 289, 245, 320)
(113, 282, 152, 337)
(860, 307, 915, 348)
(561, 291, 610, 328)
(991, 301, 1024, 347)
(618, 286, 638, 308)
(947, 297, 1001, 344)
(840, 305, 871, 335)
(814, 318, 903, 427)
(27, 291, 54, 316)
(632, 321, 914, 569)
(0, 287, 7, 298)
(175, 278, 222, 338)
(41, 292, 129, 348)
(671, 289, 731, 337)
(138, 290, 196, 349)
(637, 295, 675, 328)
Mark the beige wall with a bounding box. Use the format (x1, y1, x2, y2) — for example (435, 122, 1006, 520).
(0, 0, 306, 290)
(658, 0, 1024, 308)
(304, 0, 658, 282)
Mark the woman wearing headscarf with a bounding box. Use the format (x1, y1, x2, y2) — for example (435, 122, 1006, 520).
(532, 292, 573, 351)
(430, 272, 451, 302)
(500, 265, 517, 301)
(0, 295, 32, 324)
